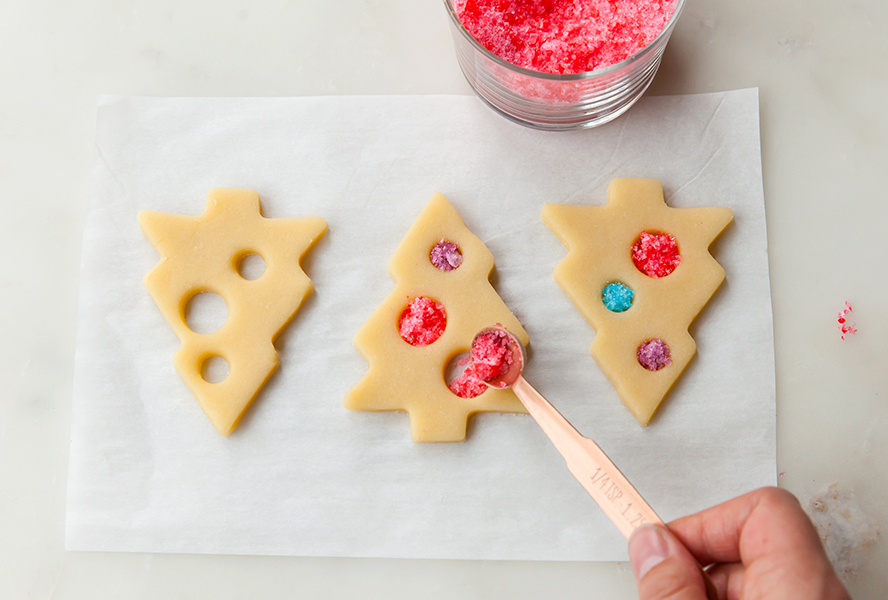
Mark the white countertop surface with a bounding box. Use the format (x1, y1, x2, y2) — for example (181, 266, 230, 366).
(1, 1, 885, 598)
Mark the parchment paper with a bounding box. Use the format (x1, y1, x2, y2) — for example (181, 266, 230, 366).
(66, 90, 775, 561)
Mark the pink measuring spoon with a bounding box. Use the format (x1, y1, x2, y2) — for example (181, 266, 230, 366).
(469, 326, 717, 598)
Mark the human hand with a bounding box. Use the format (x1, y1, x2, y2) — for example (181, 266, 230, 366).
(627, 487, 851, 600)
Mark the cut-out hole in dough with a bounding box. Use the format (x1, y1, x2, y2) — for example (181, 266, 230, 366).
(430, 239, 463, 272)
(184, 291, 228, 334)
(602, 281, 634, 313)
(631, 230, 680, 278)
(236, 252, 266, 280)
(444, 350, 487, 399)
(200, 355, 230, 383)
(398, 296, 446, 347)
(637, 338, 672, 371)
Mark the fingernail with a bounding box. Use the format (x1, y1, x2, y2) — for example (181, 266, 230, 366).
(628, 525, 669, 581)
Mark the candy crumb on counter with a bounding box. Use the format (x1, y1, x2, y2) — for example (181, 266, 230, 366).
(838, 301, 857, 340)
(448, 328, 515, 398)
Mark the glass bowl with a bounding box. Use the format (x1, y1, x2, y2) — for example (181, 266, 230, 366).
(443, 0, 686, 131)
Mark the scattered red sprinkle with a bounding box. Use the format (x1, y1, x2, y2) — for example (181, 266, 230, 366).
(454, 0, 678, 75)
(398, 296, 446, 346)
(631, 231, 681, 278)
(838, 301, 857, 340)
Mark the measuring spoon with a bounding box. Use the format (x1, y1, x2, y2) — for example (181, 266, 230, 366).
(471, 325, 717, 598)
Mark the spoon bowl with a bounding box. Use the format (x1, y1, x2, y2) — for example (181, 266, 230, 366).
(471, 325, 526, 389)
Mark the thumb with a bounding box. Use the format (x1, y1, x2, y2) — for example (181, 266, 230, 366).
(628, 524, 710, 600)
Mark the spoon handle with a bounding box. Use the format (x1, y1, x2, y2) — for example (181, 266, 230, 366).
(509, 373, 719, 600)
(512, 376, 663, 538)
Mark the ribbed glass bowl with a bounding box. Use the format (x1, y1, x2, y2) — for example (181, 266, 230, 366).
(443, 0, 686, 130)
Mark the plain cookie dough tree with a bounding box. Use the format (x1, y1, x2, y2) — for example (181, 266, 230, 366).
(139, 188, 327, 436)
(344, 193, 528, 442)
(542, 178, 732, 425)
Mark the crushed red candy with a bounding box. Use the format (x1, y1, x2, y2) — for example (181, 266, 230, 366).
(398, 296, 446, 346)
(448, 361, 489, 399)
(631, 230, 681, 278)
(448, 328, 516, 398)
(471, 329, 514, 383)
(838, 301, 857, 340)
(454, 0, 678, 75)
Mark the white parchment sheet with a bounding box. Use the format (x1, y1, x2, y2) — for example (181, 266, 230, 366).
(66, 90, 775, 561)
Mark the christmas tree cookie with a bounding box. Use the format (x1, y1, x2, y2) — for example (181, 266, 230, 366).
(139, 188, 327, 436)
(541, 178, 733, 425)
(344, 192, 528, 442)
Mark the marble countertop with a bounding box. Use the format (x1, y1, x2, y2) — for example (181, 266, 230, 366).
(1, 1, 885, 598)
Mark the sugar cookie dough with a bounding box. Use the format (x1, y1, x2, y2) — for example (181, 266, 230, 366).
(541, 178, 732, 425)
(138, 188, 327, 436)
(344, 193, 528, 442)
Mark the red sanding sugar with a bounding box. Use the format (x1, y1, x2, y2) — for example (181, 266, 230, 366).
(631, 230, 681, 278)
(454, 0, 678, 74)
(398, 296, 446, 346)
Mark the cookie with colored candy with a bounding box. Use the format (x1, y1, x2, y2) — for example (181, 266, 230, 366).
(541, 178, 733, 425)
(344, 193, 528, 442)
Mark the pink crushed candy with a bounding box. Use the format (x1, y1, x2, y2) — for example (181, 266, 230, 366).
(471, 329, 514, 383)
(455, 0, 678, 75)
(430, 239, 464, 271)
(838, 301, 857, 340)
(448, 328, 515, 398)
(448, 362, 489, 399)
(398, 296, 446, 347)
(631, 231, 681, 278)
(637, 338, 672, 371)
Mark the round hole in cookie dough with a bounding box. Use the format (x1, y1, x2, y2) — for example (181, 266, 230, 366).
(637, 338, 672, 371)
(398, 296, 446, 347)
(444, 350, 487, 399)
(631, 230, 681, 278)
(184, 291, 228, 334)
(430, 239, 463, 272)
(200, 355, 230, 383)
(236, 252, 266, 280)
(602, 281, 634, 313)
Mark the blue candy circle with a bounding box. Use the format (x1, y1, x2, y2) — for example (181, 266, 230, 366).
(602, 282, 634, 313)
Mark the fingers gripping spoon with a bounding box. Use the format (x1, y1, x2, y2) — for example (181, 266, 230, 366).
(469, 326, 717, 598)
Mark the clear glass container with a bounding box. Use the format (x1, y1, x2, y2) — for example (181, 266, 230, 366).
(443, 0, 686, 131)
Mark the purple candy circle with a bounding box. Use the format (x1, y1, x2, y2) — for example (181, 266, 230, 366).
(430, 239, 463, 272)
(637, 338, 672, 371)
